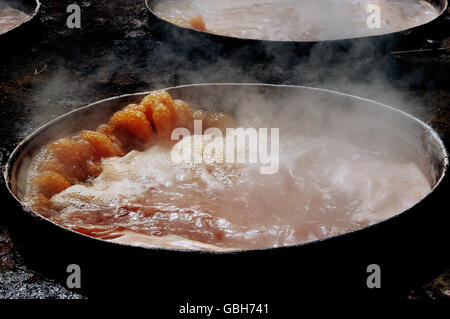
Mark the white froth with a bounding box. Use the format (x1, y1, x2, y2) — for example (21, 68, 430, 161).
(50, 132, 431, 250)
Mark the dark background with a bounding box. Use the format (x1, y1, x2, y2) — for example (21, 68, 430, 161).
(0, 0, 449, 299)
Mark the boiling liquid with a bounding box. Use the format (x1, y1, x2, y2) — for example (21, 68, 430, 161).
(154, 0, 440, 41)
(48, 133, 431, 251)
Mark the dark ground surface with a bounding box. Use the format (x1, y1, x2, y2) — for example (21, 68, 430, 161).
(0, 0, 449, 299)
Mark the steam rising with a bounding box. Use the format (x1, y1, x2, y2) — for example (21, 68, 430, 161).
(42, 88, 432, 250)
(18, 0, 445, 250)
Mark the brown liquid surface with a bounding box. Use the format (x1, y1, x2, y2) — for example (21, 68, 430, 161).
(0, 6, 30, 34)
(47, 134, 430, 251)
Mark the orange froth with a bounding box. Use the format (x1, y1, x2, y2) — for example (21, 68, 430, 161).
(27, 91, 230, 217)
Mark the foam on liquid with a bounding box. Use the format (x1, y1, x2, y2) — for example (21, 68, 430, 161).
(49, 131, 431, 251)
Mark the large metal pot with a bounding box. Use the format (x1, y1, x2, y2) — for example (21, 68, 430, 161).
(3, 84, 448, 300)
